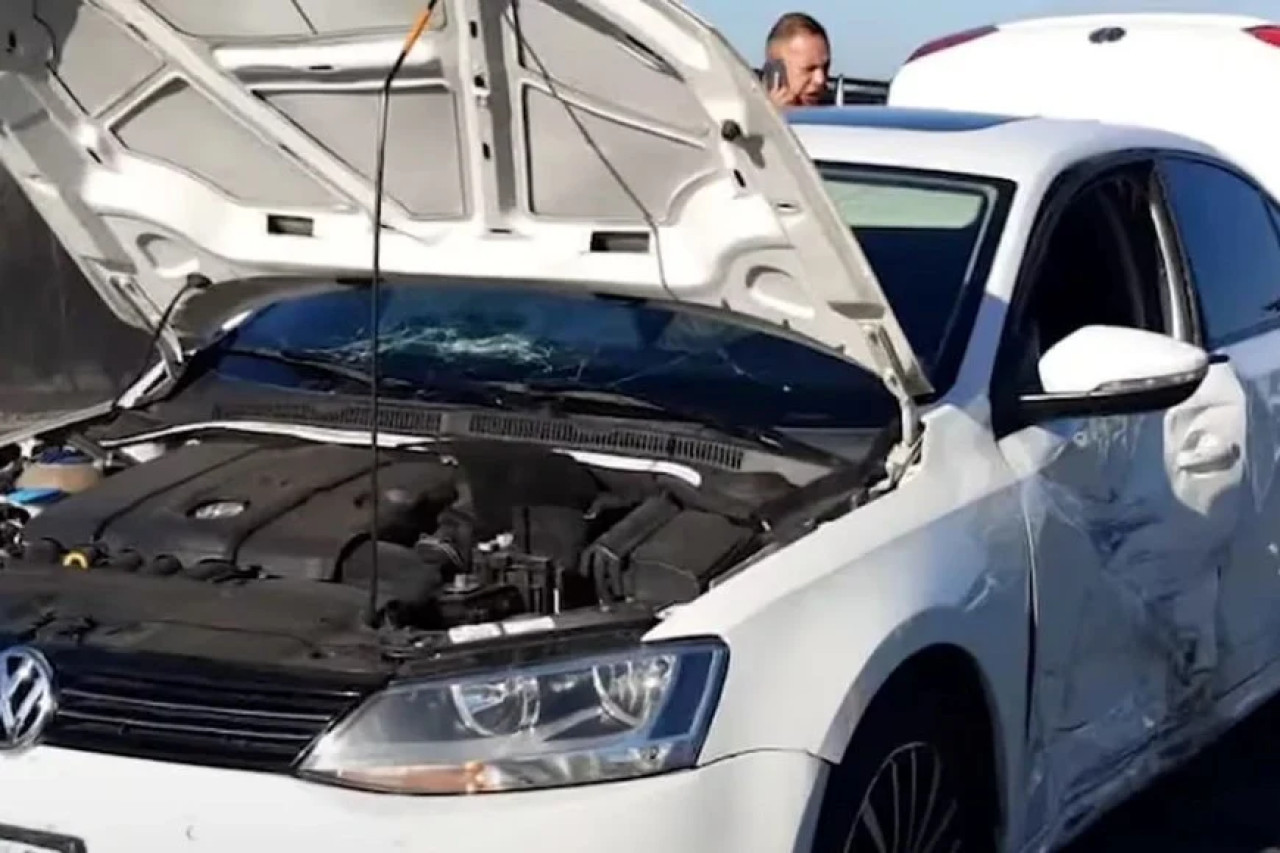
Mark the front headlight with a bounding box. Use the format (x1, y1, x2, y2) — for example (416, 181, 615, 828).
(297, 639, 728, 794)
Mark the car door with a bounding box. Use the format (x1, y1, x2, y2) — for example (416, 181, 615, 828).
(991, 157, 1248, 831)
(1156, 156, 1280, 694)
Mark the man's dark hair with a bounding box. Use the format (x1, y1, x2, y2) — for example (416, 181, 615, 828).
(765, 12, 829, 53)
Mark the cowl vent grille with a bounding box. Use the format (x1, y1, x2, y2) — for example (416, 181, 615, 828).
(466, 412, 745, 469)
(211, 400, 443, 435)
(204, 398, 746, 470)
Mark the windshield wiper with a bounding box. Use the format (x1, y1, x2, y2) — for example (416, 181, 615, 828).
(496, 380, 840, 464)
(220, 347, 383, 388)
(215, 350, 834, 463)
(218, 347, 512, 409)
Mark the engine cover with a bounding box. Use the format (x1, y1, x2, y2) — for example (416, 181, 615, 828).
(21, 440, 459, 581)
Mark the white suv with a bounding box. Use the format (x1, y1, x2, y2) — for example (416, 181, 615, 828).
(1, 2, 1279, 853)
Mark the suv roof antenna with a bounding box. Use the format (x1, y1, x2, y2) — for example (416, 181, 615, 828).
(365, 1, 439, 628)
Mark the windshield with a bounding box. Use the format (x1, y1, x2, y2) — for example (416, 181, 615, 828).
(202, 166, 1006, 431)
(818, 163, 1007, 376)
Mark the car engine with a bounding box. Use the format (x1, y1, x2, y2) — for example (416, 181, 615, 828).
(0, 433, 796, 666)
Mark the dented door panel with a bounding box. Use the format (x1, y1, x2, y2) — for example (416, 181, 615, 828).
(1001, 359, 1247, 833)
(1212, 328, 1280, 691)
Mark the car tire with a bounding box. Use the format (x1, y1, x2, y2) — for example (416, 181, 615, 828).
(809, 671, 999, 852)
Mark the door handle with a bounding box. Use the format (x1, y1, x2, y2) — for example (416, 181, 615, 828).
(1176, 435, 1241, 473)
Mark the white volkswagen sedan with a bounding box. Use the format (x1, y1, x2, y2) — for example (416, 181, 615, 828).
(0, 2, 1278, 853)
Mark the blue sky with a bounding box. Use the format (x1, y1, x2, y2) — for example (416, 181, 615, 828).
(688, 0, 1280, 78)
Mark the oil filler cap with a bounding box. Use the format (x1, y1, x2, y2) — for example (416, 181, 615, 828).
(61, 551, 89, 570)
(62, 545, 103, 570)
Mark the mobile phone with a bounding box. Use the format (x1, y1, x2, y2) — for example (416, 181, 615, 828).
(760, 58, 788, 91)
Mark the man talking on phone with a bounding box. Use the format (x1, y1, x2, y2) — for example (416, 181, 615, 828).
(762, 12, 831, 109)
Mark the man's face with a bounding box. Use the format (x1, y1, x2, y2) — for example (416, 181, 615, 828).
(772, 32, 830, 106)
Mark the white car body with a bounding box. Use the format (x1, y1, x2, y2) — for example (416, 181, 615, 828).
(888, 12, 1280, 198)
(1, 3, 1280, 853)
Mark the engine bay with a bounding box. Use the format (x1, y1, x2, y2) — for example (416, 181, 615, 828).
(0, 430, 814, 671)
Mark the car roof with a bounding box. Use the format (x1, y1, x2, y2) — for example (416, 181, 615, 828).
(788, 106, 1220, 183)
(997, 12, 1267, 32)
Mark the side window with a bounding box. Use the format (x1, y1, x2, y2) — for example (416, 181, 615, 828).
(1003, 166, 1174, 393)
(1161, 158, 1280, 347)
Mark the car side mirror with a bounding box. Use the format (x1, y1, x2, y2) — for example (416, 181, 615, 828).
(1017, 325, 1209, 423)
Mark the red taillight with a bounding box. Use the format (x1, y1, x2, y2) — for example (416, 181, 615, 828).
(1246, 24, 1280, 47)
(905, 25, 997, 63)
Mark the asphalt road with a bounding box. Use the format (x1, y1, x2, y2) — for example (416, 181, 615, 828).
(1064, 695, 1280, 851)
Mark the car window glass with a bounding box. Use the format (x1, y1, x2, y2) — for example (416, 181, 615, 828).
(823, 180, 985, 229)
(1009, 169, 1169, 392)
(818, 167, 1003, 376)
(1161, 159, 1280, 347)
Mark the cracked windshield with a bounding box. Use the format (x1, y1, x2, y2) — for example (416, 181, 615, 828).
(211, 168, 998, 431)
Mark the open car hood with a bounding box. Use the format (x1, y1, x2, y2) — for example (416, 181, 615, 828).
(0, 0, 928, 398)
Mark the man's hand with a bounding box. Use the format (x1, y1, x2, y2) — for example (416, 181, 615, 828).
(767, 75, 799, 109)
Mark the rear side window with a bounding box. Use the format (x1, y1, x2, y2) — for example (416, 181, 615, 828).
(1161, 159, 1280, 347)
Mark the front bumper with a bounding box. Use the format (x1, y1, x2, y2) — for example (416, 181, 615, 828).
(0, 746, 826, 852)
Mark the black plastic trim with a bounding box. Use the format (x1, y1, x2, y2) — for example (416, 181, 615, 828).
(38, 647, 376, 774)
(0, 824, 85, 853)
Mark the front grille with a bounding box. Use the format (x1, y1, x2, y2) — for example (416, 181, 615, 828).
(41, 653, 371, 773)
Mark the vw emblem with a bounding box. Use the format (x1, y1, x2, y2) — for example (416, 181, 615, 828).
(0, 646, 56, 752)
